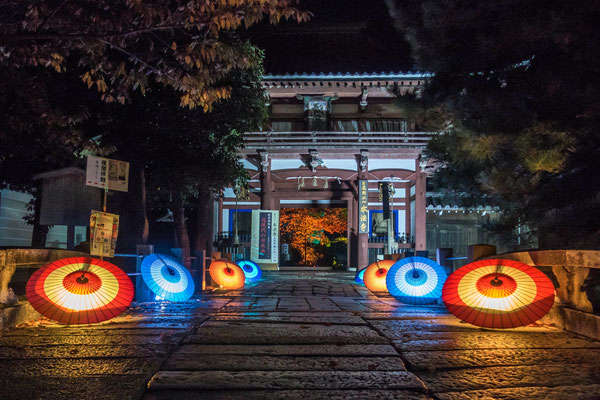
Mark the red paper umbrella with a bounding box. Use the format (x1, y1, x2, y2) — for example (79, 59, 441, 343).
(442, 259, 555, 329)
(363, 260, 396, 292)
(26, 257, 134, 325)
(209, 259, 245, 290)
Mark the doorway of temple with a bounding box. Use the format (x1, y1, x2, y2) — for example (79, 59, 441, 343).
(279, 207, 348, 269)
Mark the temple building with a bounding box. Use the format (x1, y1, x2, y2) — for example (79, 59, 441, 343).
(214, 2, 428, 270)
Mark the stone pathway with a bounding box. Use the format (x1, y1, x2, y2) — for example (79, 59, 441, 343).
(1, 271, 600, 399)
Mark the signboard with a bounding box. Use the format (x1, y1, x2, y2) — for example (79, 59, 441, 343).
(86, 156, 130, 192)
(251, 210, 279, 264)
(358, 180, 369, 234)
(90, 210, 119, 257)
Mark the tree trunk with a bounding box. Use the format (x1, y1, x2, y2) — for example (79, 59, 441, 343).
(117, 161, 148, 252)
(172, 191, 191, 267)
(193, 185, 214, 257)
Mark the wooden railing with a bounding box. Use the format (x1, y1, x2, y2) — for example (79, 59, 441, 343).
(243, 131, 433, 149)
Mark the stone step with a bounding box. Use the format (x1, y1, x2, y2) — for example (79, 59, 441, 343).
(187, 322, 388, 345)
(144, 389, 433, 400)
(174, 344, 400, 356)
(162, 354, 406, 371)
(210, 314, 366, 325)
(147, 370, 427, 391)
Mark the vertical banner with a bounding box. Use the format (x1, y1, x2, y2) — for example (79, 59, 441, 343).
(358, 180, 369, 234)
(251, 210, 279, 264)
(90, 210, 120, 257)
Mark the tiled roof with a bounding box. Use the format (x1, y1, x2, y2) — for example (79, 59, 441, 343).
(263, 72, 432, 81)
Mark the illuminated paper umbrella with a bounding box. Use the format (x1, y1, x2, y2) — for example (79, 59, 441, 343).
(355, 267, 366, 284)
(237, 260, 262, 282)
(26, 257, 134, 325)
(209, 259, 245, 290)
(363, 260, 396, 292)
(386, 257, 447, 305)
(141, 254, 195, 301)
(442, 259, 555, 329)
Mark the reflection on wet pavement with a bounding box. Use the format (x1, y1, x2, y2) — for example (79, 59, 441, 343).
(1, 271, 599, 400)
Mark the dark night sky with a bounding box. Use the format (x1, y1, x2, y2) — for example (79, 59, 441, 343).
(247, 0, 414, 75)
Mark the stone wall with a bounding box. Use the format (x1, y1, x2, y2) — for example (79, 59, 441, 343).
(0, 248, 88, 329)
(485, 250, 600, 340)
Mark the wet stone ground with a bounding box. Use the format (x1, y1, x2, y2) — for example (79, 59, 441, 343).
(1, 271, 600, 399)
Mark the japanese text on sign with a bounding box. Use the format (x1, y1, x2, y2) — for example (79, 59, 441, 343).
(86, 156, 130, 192)
(358, 180, 369, 234)
(90, 210, 119, 257)
(251, 210, 279, 264)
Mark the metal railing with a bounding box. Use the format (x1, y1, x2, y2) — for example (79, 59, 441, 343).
(244, 131, 432, 149)
(368, 233, 413, 244)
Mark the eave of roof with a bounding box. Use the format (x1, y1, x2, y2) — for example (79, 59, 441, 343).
(263, 72, 433, 81)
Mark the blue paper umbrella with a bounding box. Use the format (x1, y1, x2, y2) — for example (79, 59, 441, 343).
(355, 267, 366, 284)
(141, 254, 195, 301)
(386, 257, 447, 305)
(237, 260, 262, 282)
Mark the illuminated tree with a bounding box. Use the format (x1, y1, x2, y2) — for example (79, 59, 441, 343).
(280, 208, 347, 266)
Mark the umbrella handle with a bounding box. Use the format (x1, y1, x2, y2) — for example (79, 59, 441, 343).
(155, 254, 177, 275)
(80, 257, 94, 278)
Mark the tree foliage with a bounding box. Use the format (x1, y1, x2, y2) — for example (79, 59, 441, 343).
(386, 0, 600, 248)
(280, 208, 347, 265)
(1, 0, 308, 110)
(0, 0, 307, 188)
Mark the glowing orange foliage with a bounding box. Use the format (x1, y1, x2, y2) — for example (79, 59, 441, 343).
(280, 208, 347, 265)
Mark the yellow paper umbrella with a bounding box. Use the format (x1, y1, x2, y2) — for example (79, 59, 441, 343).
(209, 259, 245, 290)
(363, 260, 395, 292)
(26, 257, 134, 324)
(442, 259, 555, 328)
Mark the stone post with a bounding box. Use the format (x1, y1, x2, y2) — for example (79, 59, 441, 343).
(467, 244, 497, 262)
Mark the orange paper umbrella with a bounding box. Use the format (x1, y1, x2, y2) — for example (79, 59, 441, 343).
(26, 257, 134, 325)
(363, 260, 395, 292)
(442, 259, 555, 329)
(209, 259, 245, 290)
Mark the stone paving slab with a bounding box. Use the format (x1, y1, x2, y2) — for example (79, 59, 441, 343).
(0, 344, 171, 359)
(360, 309, 450, 319)
(435, 385, 600, 400)
(419, 364, 600, 392)
(368, 319, 485, 332)
(144, 389, 433, 400)
(1, 358, 162, 377)
(0, 375, 148, 400)
(147, 370, 427, 391)
(2, 327, 193, 336)
(162, 355, 406, 371)
(384, 329, 574, 343)
(391, 332, 600, 351)
(0, 332, 184, 346)
(174, 344, 400, 356)
(402, 348, 600, 370)
(187, 322, 388, 344)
